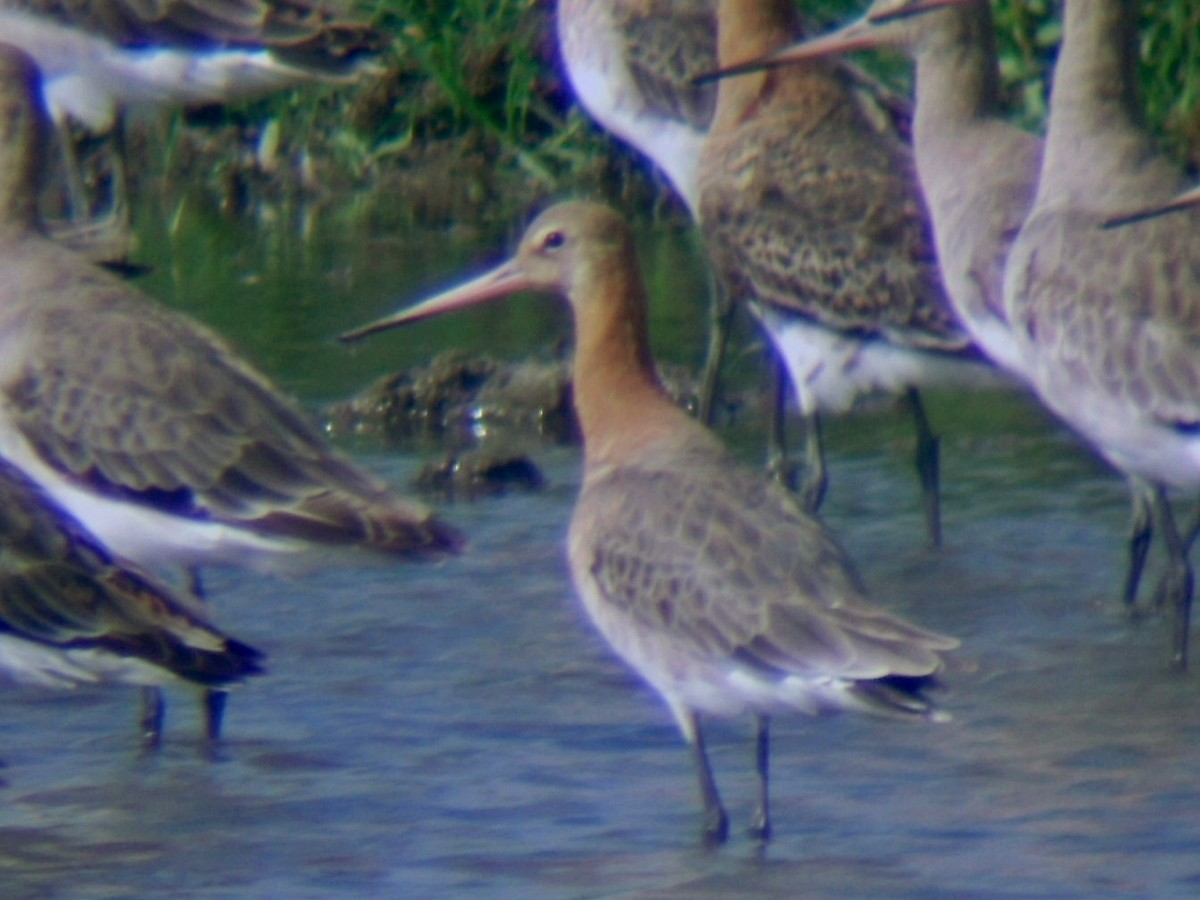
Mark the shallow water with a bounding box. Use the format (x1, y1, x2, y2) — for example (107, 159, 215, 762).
(4, 199, 1200, 898)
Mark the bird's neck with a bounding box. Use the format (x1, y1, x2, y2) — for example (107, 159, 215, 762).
(1038, 0, 1165, 204)
(911, 3, 1002, 138)
(710, 0, 809, 132)
(568, 250, 692, 468)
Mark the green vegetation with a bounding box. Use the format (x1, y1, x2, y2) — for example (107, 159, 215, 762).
(157, 0, 1200, 221)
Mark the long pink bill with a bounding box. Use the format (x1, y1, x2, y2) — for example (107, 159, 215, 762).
(340, 259, 535, 343)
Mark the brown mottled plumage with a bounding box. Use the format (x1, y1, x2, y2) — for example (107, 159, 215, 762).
(700, 0, 963, 347)
(699, 0, 991, 542)
(342, 201, 956, 845)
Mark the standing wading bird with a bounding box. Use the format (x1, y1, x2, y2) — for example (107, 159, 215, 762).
(0, 454, 263, 739)
(340, 201, 957, 845)
(720, 0, 1176, 622)
(0, 0, 388, 222)
(695, 0, 998, 546)
(1003, 0, 1200, 668)
(0, 43, 462, 744)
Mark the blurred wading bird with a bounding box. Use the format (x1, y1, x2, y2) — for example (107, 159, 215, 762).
(0, 41, 461, 743)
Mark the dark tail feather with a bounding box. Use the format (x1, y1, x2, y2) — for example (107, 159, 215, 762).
(851, 673, 946, 719)
(77, 632, 267, 688)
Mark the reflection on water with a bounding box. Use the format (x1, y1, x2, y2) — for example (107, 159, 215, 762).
(4, 198, 1200, 897)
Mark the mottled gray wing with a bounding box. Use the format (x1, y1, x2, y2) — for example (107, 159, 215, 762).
(573, 449, 954, 681)
(617, 0, 716, 131)
(0, 457, 263, 684)
(1012, 205, 1200, 426)
(700, 83, 966, 351)
(7, 272, 458, 554)
(940, 125, 1041, 327)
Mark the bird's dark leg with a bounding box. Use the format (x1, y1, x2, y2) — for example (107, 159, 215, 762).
(107, 112, 130, 227)
(1122, 477, 1155, 611)
(689, 713, 729, 846)
(188, 568, 206, 600)
(205, 691, 228, 744)
(56, 120, 93, 222)
(139, 687, 165, 750)
(697, 278, 735, 427)
(187, 567, 228, 746)
(767, 359, 815, 502)
(1152, 486, 1193, 670)
(749, 714, 772, 842)
(907, 387, 941, 547)
(1177, 497, 1200, 560)
(797, 404, 827, 513)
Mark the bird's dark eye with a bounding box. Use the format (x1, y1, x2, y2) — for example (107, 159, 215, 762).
(543, 230, 566, 250)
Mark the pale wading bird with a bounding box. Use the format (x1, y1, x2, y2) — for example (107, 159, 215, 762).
(732, 0, 1185, 618)
(0, 454, 263, 743)
(1002, 0, 1200, 668)
(0, 43, 462, 742)
(556, 0, 717, 218)
(695, 0, 998, 546)
(341, 201, 957, 845)
(0, 0, 388, 221)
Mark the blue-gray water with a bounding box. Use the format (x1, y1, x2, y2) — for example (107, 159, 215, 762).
(3, 199, 1199, 897)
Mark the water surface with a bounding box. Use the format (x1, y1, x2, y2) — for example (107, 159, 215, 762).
(3, 197, 1198, 898)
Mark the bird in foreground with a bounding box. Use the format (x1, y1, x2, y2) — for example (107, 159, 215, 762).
(0, 454, 262, 745)
(0, 42, 461, 740)
(1003, 0, 1200, 668)
(342, 201, 957, 844)
(0, 0, 388, 221)
(696, 0, 995, 546)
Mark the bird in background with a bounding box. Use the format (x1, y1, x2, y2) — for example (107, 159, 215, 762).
(0, 41, 461, 742)
(556, 0, 717, 218)
(0, 0, 388, 223)
(696, 0, 999, 546)
(1002, 0, 1200, 668)
(700, 0, 1200, 618)
(341, 200, 957, 845)
(555, 0, 921, 440)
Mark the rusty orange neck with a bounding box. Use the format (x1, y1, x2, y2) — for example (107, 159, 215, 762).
(566, 236, 693, 469)
(710, 0, 844, 134)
